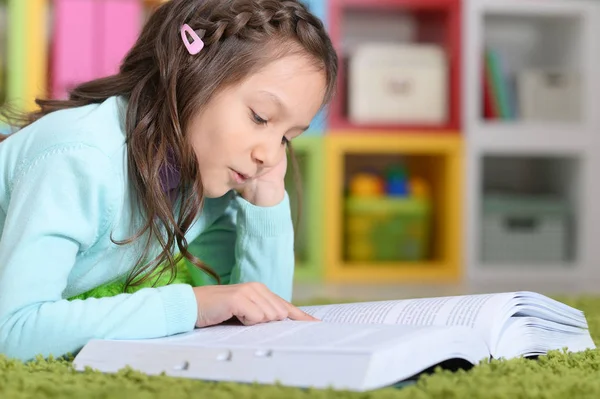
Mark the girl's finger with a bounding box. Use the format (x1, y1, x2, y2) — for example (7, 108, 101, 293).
(283, 300, 320, 321)
(233, 300, 264, 326)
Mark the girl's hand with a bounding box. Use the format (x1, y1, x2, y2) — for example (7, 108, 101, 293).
(192, 282, 318, 327)
(238, 154, 287, 207)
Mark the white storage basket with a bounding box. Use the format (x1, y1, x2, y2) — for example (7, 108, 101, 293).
(348, 43, 448, 124)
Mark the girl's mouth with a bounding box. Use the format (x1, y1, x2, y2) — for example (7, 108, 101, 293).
(230, 169, 249, 184)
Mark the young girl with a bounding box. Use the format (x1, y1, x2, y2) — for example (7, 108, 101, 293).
(0, 0, 337, 362)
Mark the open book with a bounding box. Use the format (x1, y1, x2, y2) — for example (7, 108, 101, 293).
(73, 291, 596, 391)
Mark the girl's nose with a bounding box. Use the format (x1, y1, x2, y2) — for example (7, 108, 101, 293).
(251, 140, 283, 168)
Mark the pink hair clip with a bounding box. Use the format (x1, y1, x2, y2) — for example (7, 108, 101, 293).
(181, 24, 204, 55)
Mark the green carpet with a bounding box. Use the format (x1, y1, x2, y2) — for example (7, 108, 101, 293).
(2, 262, 600, 398)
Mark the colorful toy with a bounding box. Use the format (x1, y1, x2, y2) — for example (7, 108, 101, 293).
(345, 163, 432, 263)
(409, 177, 430, 198)
(349, 172, 385, 197)
(345, 195, 431, 262)
(385, 164, 410, 196)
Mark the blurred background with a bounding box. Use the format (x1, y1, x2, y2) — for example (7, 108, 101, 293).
(2, 0, 600, 301)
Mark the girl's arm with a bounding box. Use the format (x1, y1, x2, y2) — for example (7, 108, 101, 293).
(186, 191, 295, 302)
(0, 145, 198, 362)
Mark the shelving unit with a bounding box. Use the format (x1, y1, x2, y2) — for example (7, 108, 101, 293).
(296, 0, 329, 136)
(480, 155, 580, 264)
(463, 0, 600, 292)
(22, 0, 48, 113)
(320, 0, 464, 285)
(327, 0, 461, 132)
(0, 0, 7, 111)
(0, 0, 33, 118)
(6, 0, 600, 292)
(5, 0, 151, 107)
(50, 0, 142, 100)
(465, 0, 600, 152)
(285, 136, 325, 282)
(324, 134, 462, 283)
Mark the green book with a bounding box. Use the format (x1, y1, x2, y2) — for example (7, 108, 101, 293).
(486, 48, 513, 119)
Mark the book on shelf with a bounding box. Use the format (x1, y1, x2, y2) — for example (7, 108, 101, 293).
(73, 291, 595, 392)
(483, 47, 518, 120)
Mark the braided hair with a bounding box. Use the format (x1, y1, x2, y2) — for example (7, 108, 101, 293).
(2, 0, 338, 290)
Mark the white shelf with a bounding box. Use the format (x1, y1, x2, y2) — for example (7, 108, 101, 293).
(478, 0, 599, 16)
(465, 266, 593, 293)
(464, 0, 600, 134)
(468, 122, 594, 153)
(464, 142, 600, 286)
(464, 0, 600, 294)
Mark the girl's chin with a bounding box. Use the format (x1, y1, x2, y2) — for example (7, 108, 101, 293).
(200, 182, 229, 199)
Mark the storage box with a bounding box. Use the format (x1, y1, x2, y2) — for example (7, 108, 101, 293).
(348, 43, 448, 124)
(345, 197, 431, 262)
(517, 69, 581, 122)
(481, 194, 570, 263)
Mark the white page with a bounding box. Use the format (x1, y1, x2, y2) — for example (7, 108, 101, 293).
(300, 293, 514, 344)
(127, 320, 469, 353)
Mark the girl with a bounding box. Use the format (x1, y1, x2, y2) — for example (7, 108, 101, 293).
(0, 0, 337, 362)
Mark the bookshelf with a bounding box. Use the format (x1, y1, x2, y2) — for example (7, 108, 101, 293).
(285, 136, 326, 282)
(0, 0, 8, 111)
(320, 0, 464, 284)
(50, 0, 142, 100)
(0, 0, 9, 126)
(9, 0, 600, 292)
(19, 0, 47, 113)
(463, 0, 600, 292)
(0, 0, 42, 117)
(465, 0, 600, 149)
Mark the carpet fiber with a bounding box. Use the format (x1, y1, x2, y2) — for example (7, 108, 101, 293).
(1, 294, 600, 398)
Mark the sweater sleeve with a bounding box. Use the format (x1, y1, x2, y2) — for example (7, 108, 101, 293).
(0, 144, 198, 362)
(186, 191, 295, 301)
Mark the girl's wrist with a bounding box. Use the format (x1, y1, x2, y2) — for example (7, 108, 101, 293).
(239, 185, 285, 207)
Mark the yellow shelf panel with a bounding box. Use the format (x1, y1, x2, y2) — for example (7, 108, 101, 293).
(325, 131, 462, 152)
(326, 262, 459, 283)
(25, 0, 48, 112)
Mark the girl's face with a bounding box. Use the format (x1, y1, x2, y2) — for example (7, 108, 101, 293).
(187, 54, 326, 198)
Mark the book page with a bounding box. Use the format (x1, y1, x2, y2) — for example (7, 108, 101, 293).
(300, 293, 514, 343)
(133, 320, 465, 353)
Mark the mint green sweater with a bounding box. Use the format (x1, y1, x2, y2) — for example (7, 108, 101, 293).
(0, 96, 294, 362)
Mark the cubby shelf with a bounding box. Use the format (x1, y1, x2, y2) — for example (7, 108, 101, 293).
(468, 124, 594, 153)
(0, 0, 11, 133)
(0, 1, 15, 110)
(21, 0, 47, 112)
(0, 0, 44, 115)
(285, 136, 326, 282)
(461, 0, 600, 291)
(327, 0, 462, 133)
(324, 133, 463, 283)
(464, 0, 600, 135)
(464, 147, 600, 289)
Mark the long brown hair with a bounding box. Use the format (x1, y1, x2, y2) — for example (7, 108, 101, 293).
(0, 0, 338, 289)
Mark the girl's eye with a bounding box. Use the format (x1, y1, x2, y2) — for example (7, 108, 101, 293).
(251, 110, 268, 125)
